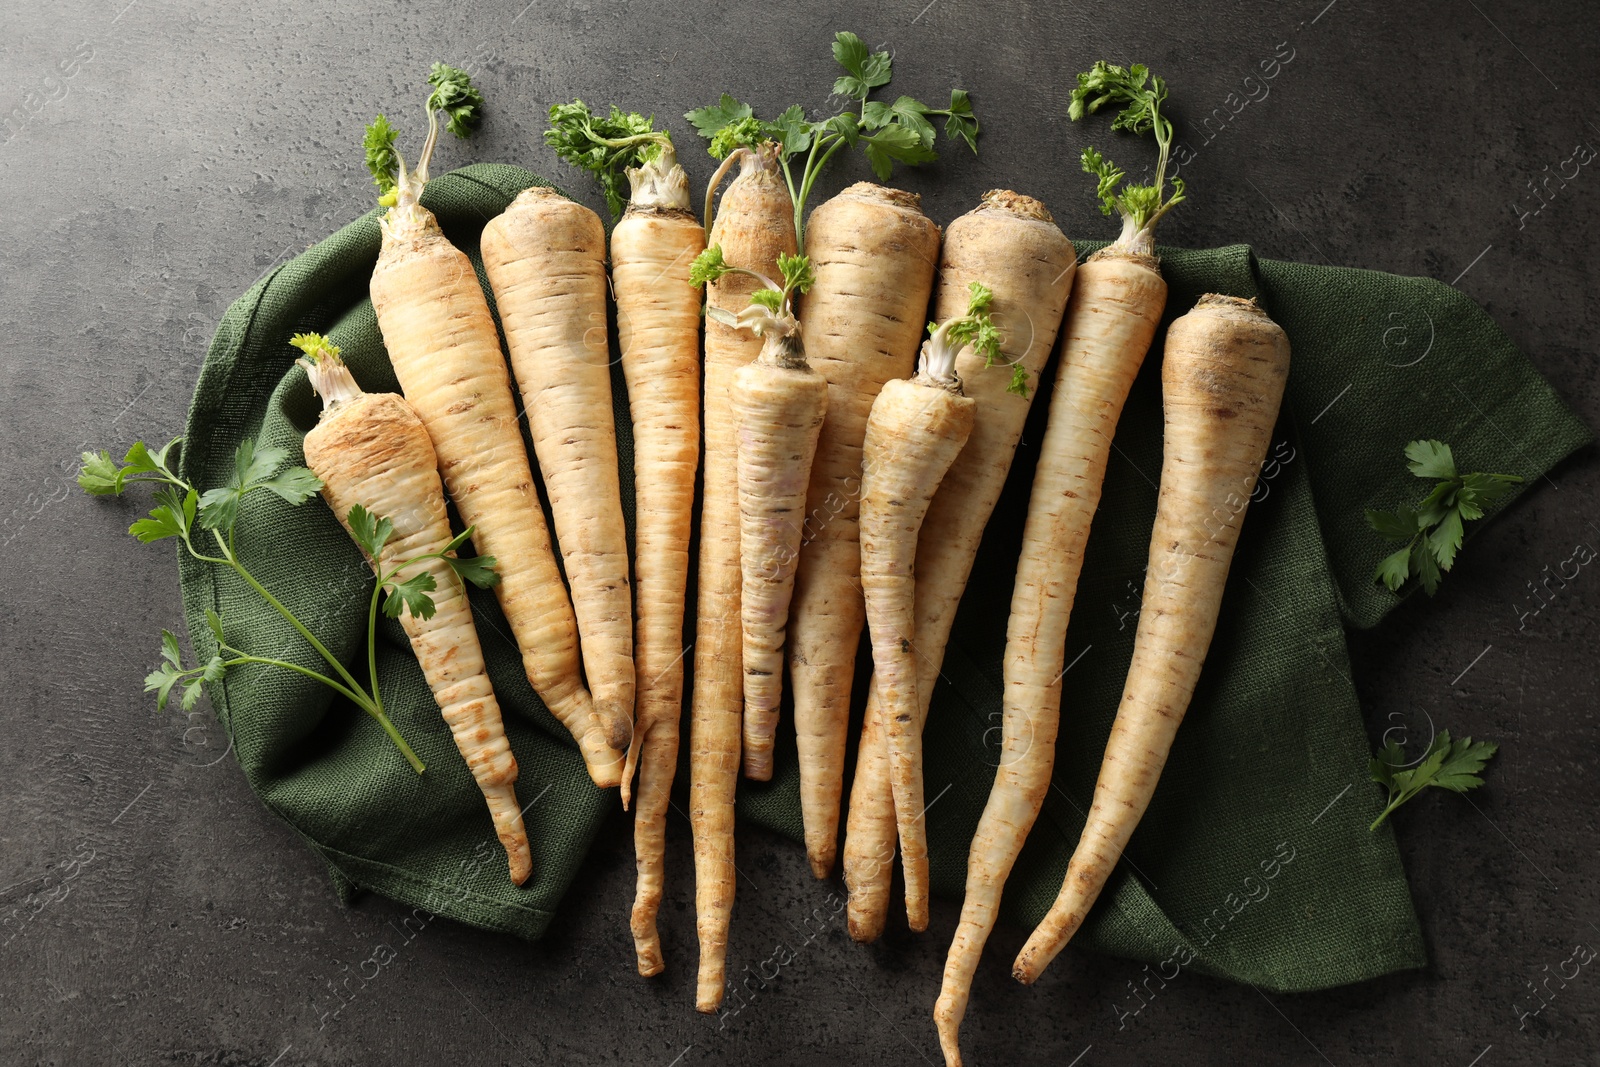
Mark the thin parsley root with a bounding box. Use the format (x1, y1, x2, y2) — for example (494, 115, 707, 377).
(1011, 295, 1291, 988)
(858, 286, 993, 931)
(685, 145, 796, 1013)
(79, 437, 428, 772)
(786, 184, 941, 878)
(365, 66, 617, 786)
(934, 62, 1186, 1065)
(688, 31, 976, 787)
(547, 100, 707, 975)
(696, 250, 828, 782)
(843, 190, 1076, 945)
(294, 334, 529, 884)
(481, 184, 635, 778)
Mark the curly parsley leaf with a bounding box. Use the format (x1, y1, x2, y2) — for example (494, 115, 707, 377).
(426, 63, 485, 139)
(1369, 729, 1498, 830)
(364, 114, 400, 197)
(1367, 440, 1522, 595)
(1069, 61, 1184, 239)
(544, 100, 666, 217)
(689, 245, 731, 287)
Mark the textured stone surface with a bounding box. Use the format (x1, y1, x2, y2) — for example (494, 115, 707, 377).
(2, 1, 1596, 1064)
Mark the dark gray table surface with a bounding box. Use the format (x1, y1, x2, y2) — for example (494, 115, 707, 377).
(4, 1, 1597, 1064)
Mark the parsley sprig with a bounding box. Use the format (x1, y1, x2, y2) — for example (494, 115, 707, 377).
(363, 63, 485, 209)
(1069, 61, 1186, 255)
(691, 247, 815, 329)
(922, 282, 1016, 393)
(80, 435, 498, 773)
(1366, 440, 1522, 595)
(544, 100, 676, 218)
(685, 31, 978, 248)
(1369, 730, 1499, 830)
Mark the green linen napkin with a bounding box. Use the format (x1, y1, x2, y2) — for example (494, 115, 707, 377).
(176, 164, 1589, 991)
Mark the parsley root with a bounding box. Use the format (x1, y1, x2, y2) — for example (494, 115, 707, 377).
(1011, 294, 1291, 984)
(547, 100, 707, 975)
(843, 191, 1077, 944)
(787, 183, 941, 877)
(481, 185, 635, 775)
(858, 290, 996, 931)
(687, 145, 796, 1013)
(296, 336, 530, 884)
(364, 67, 617, 786)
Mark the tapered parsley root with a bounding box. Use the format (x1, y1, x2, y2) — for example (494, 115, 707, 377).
(547, 101, 707, 976)
(364, 67, 617, 786)
(787, 184, 940, 878)
(688, 31, 977, 787)
(686, 145, 796, 1013)
(858, 287, 998, 931)
(295, 336, 531, 884)
(935, 62, 1186, 1066)
(1011, 294, 1290, 984)
(843, 191, 1077, 944)
(481, 188, 634, 780)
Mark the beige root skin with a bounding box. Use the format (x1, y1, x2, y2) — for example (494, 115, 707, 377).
(690, 149, 795, 1013)
(933, 251, 1166, 1065)
(611, 189, 705, 976)
(303, 387, 531, 885)
(481, 187, 635, 781)
(859, 377, 974, 932)
(1009, 293, 1291, 985)
(787, 182, 941, 879)
(734, 328, 828, 781)
(842, 190, 1077, 945)
(369, 203, 616, 788)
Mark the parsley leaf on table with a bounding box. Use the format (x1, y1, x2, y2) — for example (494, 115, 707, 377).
(1369, 730, 1498, 830)
(1366, 440, 1521, 595)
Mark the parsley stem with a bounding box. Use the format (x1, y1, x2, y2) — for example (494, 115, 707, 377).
(209, 529, 367, 699)
(1369, 797, 1405, 832)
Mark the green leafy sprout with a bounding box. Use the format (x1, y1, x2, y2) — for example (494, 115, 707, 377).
(685, 31, 979, 248)
(80, 433, 501, 773)
(1366, 440, 1522, 596)
(544, 100, 674, 218)
(922, 282, 1018, 393)
(363, 63, 485, 209)
(1369, 730, 1498, 830)
(1069, 61, 1186, 253)
(691, 246, 815, 324)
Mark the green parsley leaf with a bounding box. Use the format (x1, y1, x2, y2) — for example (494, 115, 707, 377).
(426, 63, 485, 139)
(768, 105, 814, 156)
(1367, 440, 1522, 596)
(861, 122, 937, 181)
(77, 450, 123, 495)
(1370, 729, 1498, 830)
(161, 628, 183, 669)
(1405, 439, 1456, 480)
(145, 662, 184, 713)
(255, 466, 323, 508)
(1373, 544, 1413, 591)
(686, 94, 773, 159)
(205, 608, 225, 647)
(685, 93, 754, 139)
(942, 89, 979, 153)
(446, 552, 500, 589)
(544, 100, 667, 218)
(364, 114, 400, 196)
(831, 31, 892, 102)
(130, 486, 197, 544)
(748, 288, 784, 312)
(346, 504, 394, 560)
(776, 252, 815, 297)
(689, 245, 731, 287)
(384, 571, 438, 620)
(1069, 61, 1184, 238)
